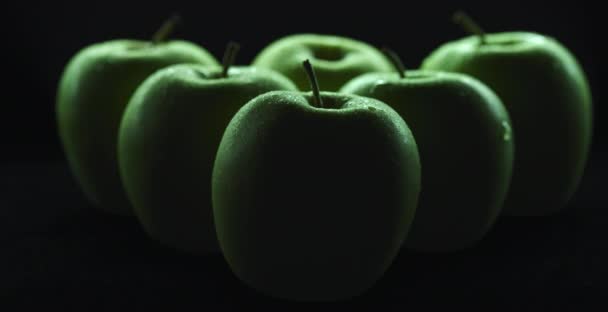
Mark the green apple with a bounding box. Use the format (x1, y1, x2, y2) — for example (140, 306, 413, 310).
(421, 12, 593, 216)
(341, 49, 514, 251)
(118, 43, 298, 253)
(56, 16, 219, 215)
(252, 33, 393, 91)
(212, 60, 421, 300)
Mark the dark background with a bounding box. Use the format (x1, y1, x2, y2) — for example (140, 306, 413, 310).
(2, 0, 606, 310)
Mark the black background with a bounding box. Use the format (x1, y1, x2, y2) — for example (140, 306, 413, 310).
(2, 0, 606, 310)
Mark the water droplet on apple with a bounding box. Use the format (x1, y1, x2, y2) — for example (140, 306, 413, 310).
(501, 121, 512, 141)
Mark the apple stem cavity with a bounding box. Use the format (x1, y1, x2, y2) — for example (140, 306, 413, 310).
(453, 11, 486, 45)
(302, 59, 324, 108)
(381, 47, 406, 78)
(221, 41, 241, 78)
(151, 14, 182, 44)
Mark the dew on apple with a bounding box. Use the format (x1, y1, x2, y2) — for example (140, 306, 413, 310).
(502, 121, 512, 141)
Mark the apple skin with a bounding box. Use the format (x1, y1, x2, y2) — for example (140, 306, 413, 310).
(57, 39, 219, 215)
(252, 34, 393, 91)
(421, 32, 592, 216)
(341, 70, 514, 252)
(212, 91, 421, 301)
(118, 65, 297, 253)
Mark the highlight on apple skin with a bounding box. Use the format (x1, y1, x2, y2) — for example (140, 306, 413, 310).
(342, 68, 514, 252)
(118, 63, 297, 253)
(422, 31, 592, 216)
(56, 39, 219, 215)
(252, 33, 394, 92)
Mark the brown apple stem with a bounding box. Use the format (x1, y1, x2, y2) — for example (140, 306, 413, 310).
(221, 42, 241, 78)
(151, 14, 181, 44)
(302, 59, 323, 108)
(453, 10, 486, 44)
(381, 47, 406, 78)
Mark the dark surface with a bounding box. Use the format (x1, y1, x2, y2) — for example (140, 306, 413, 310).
(2, 159, 606, 310)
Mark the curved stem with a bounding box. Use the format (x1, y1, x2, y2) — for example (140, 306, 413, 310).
(302, 59, 323, 108)
(381, 47, 406, 78)
(151, 14, 181, 44)
(221, 41, 240, 78)
(453, 10, 486, 44)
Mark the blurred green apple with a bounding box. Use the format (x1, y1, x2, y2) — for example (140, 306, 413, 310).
(118, 43, 297, 253)
(56, 16, 219, 215)
(342, 49, 514, 251)
(421, 12, 593, 216)
(252, 34, 393, 91)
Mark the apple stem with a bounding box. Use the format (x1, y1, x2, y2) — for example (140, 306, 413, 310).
(302, 59, 323, 108)
(381, 47, 406, 78)
(453, 11, 486, 45)
(221, 41, 241, 78)
(151, 14, 181, 44)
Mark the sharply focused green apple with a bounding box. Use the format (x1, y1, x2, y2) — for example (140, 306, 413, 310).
(212, 60, 421, 300)
(252, 33, 393, 91)
(56, 16, 219, 215)
(341, 49, 514, 251)
(421, 12, 593, 216)
(118, 43, 297, 253)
